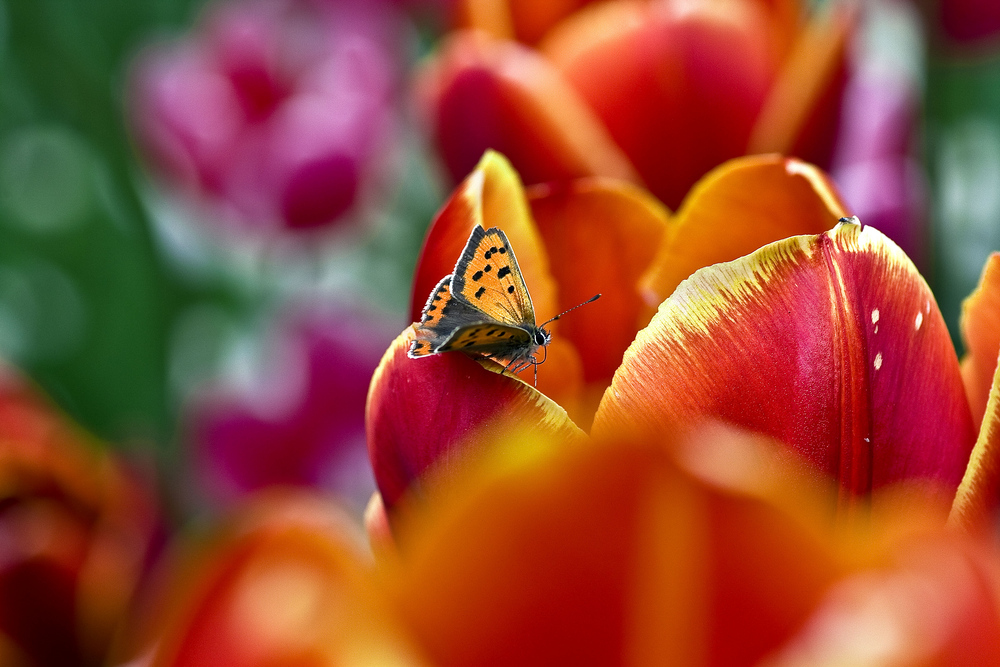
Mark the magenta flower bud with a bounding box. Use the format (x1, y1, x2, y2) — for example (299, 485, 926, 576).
(129, 0, 401, 233)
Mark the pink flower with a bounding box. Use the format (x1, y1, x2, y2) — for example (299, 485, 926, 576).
(129, 0, 402, 233)
(185, 307, 394, 511)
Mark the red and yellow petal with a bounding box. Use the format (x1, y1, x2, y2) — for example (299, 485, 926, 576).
(595, 221, 976, 516)
(417, 31, 637, 192)
(528, 178, 669, 387)
(640, 155, 847, 307)
(366, 328, 584, 511)
(542, 0, 778, 209)
(409, 150, 558, 328)
(959, 253, 1000, 432)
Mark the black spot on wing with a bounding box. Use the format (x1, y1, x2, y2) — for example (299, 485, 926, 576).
(507, 285, 515, 294)
(497, 266, 511, 280)
(475, 286, 486, 299)
(472, 271, 483, 281)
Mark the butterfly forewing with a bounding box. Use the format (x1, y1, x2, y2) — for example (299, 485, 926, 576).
(450, 227, 535, 328)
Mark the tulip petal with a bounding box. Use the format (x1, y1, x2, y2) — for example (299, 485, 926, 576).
(528, 178, 669, 386)
(409, 150, 557, 329)
(417, 31, 637, 190)
(366, 328, 584, 511)
(595, 221, 976, 513)
(543, 0, 777, 209)
(381, 427, 846, 666)
(959, 253, 1000, 432)
(640, 155, 847, 306)
(456, 0, 605, 45)
(950, 352, 1000, 534)
(747, 4, 852, 169)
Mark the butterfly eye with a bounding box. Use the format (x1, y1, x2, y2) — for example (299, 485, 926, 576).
(533, 330, 547, 346)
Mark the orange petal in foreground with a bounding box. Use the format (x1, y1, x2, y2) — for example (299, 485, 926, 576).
(640, 154, 847, 306)
(596, 220, 976, 517)
(380, 427, 849, 667)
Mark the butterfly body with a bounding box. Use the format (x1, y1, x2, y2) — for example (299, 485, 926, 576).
(410, 225, 550, 374)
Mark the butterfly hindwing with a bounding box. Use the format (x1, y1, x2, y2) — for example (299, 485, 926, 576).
(434, 323, 534, 361)
(410, 275, 512, 358)
(450, 226, 535, 328)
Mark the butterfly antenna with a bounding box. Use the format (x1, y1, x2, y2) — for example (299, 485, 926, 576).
(539, 294, 601, 328)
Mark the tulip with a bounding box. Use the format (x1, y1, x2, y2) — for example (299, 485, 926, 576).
(420, 0, 852, 211)
(368, 150, 854, 512)
(0, 365, 158, 667)
(129, 0, 401, 233)
(367, 149, 1000, 533)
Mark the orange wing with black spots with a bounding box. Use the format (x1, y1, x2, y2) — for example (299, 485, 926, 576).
(434, 323, 533, 357)
(409, 274, 518, 358)
(450, 226, 535, 328)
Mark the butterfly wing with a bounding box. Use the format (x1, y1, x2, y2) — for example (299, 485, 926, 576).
(434, 323, 534, 360)
(450, 226, 535, 328)
(410, 276, 508, 358)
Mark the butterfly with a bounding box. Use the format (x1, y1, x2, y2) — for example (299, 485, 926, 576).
(409, 224, 599, 383)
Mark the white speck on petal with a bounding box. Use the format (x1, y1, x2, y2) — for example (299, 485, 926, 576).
(874, 352, 883, 370)
(915, 312, 923, 330)
(871, 309, 880, 324)
(864, 437, 870, 443)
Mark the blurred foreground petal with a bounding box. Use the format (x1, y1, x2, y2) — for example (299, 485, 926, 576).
(381, 427, 848, 666)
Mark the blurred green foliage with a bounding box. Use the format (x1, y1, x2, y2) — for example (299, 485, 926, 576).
(0, 0, 218, 445)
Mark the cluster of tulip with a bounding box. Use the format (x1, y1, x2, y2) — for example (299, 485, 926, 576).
(6, 0, 1000, 665)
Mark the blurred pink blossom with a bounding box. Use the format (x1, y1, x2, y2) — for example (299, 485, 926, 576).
(130, 0, 403, 232)
(184, 308, 393, 511)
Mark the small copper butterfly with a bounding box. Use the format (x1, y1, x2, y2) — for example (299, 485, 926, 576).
(409, 224, 599, 383)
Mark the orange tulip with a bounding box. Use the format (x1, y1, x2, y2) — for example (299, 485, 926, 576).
(0, 365, 158, 667)
(421, 0, 851, 210)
